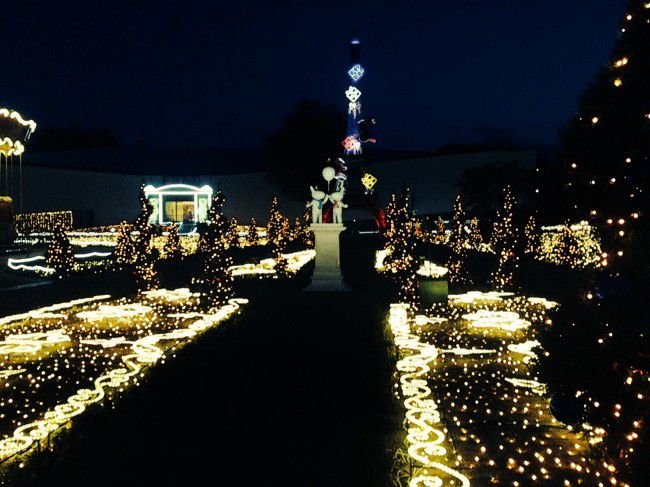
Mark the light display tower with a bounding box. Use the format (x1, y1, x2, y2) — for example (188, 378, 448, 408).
(0, 108, 36, 207)
(335, 36, 384, 228)
(0, 108, 36, 242)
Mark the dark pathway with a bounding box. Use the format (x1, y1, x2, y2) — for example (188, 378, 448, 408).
(14, 282, 395, 486)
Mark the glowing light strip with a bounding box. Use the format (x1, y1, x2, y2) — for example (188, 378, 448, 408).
(0, 295, 111, 327)
(229, 249, 315, 276)
(389, 304, 471, 487)
(0, 329, 70, 354)
(0, 138, 25, 156)
(8, 251, 113, 274)
(463, 310, 530, 331)
(0, 108, 37, 132)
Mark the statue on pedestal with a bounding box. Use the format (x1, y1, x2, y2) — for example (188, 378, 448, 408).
(306, 186, 328, 224)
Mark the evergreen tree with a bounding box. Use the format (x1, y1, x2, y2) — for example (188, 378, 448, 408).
(227, 217, 239, 249)
(115, 221, 135, 265)
(267, 197, 291, 275)
(468, 217, 483, 249)
(293, 209, 314, 248)
(132, 186, 158, 290)
(434, 216, 446, 244)
(164, 224, 182, 259)
(546, 6, 650, 482)
(561, 1, 649, 274)
(196, 192, 233, 309)
(524, 215, 539, 255)
(383, 188, 419, 309)
(46, 224, 75, 278)
(446, 195, 471, 285)
(247, 217, 260, 246)
(489, 186, 519, 290)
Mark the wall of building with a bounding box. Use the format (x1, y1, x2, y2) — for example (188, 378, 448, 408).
(17, 150, 535, 227)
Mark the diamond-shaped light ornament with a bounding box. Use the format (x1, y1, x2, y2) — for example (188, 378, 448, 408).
(348, 64, 365, 82)
(345, 86, 362, 103)
(342, 136, 361, 152)
(361, 173, 377, 190)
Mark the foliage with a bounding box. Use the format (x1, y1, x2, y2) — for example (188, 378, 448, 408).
(46, 224, 75, 278)
(265, 101, 346, 198)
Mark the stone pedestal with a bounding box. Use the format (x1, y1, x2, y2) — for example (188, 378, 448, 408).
(305, 223, 349, 292)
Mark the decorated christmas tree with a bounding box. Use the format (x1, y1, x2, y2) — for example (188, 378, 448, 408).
(468, 217, 483, 250)
(543, 6, 650, 482)
(523, 215, 539, 255)
(46, 223, 75, 278)
(489, 186, 519, 290)
(132, 186, 159, 290)
(267, 197, 291, 275)
(196, 192, 233, 310)
(247, 217, 260, 246)
(446, 195, 471, 285)
(115, 221, 135, 265)
(164, 224, 182, 259)
(383, 188, 419, 309)
(293, 209, 314, 248)
(227, 217, 239, 249)
(430, 215, 445, 244)
(561, 0, 649, 274)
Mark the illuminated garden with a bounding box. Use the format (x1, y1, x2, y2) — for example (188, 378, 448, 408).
(1, 1, 650, 486)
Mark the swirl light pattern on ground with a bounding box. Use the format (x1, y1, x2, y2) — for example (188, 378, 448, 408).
(0, 291, 247, 463)
(389, 304, 471, 487)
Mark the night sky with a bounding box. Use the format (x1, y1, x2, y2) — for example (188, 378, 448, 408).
(1, 0, 626, 152)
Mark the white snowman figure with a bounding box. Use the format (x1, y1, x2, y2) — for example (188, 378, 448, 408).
(306, 186, 328, 224)
(329, 188, 348, 224)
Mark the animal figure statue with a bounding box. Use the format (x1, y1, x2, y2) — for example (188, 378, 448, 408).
(306, 186, 328, 224)
(329, 188, 348, 224)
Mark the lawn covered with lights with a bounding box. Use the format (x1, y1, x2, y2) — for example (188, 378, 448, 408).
(388, 291, 617, 486)
(0, 289, 246, 465)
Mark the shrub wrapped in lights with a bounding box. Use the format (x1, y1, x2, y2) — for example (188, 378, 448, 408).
(46, 223, 75, 278)
(195, 192, 233, 310)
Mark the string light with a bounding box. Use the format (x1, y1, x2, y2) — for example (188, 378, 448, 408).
(0, 290, 247, 463)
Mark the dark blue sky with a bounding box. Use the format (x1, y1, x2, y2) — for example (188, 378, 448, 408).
(1, 0, 626, 151)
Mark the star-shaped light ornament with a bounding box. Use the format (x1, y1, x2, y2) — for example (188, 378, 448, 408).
(345, 86, 362, 102)
(348, 64, 365, 82)
(361, 173, 378, 191)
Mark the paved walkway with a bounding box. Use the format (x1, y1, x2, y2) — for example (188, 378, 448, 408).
(18, 286, 394, 486)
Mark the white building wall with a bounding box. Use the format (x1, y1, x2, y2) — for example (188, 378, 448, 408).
(17, 151, 535, 227)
